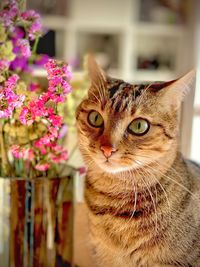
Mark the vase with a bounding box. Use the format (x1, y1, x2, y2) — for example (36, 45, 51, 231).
(0, 173, 74, 267)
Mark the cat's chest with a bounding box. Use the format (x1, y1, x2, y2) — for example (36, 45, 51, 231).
(89, 214, 174, 267)
(88, 211, 159, 253)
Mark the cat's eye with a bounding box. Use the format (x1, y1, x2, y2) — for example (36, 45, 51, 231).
(128, 118, 150, 136)
(88, 111, 104, 128)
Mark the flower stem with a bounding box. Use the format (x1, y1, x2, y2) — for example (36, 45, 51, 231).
(17, 0, 26, 11)
(32, 37, 39, 56)
(0, 122, 9, 176)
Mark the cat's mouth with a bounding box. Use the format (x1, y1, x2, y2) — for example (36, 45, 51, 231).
(98, 156, 134, 173)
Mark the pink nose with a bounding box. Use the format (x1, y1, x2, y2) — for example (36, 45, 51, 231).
(100, 145, 116, 158)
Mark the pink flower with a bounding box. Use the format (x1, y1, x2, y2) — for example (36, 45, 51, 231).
(35, 163, 50, 171)
(11, 146, 35, 161)
(34, 139, 47, 154)
(44, 59, 72, 103)
(4, 74, 19, 89)
(29, 98, 48, 117)
(26, 148, 35, 161)
(48, 126, 59, 139)
(50, 145, 68, 163)
(19, 107, 34, 125)
(0, 107, 13, 119)
(0, 60, 9, 71)
(29, 82, 40, 92)
(38, 92, 50, 103)
(45, 59, 72, 80)
(11, 145, 24, 159)
(47, 92, 66, 103)
(49, 114, 63, 127)
(79, 166, 87, 175)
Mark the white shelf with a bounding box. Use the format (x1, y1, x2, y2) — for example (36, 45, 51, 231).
(135, 22, 187, 37)
(36, 0, 192, 86)
(133, 69, 176, 82)
(42, 15, 69, 30)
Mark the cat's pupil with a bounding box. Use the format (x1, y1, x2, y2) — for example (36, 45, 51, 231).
(138, 122, 141, 129)
(95, 115, 98, 122)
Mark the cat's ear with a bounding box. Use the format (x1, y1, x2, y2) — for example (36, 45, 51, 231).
(85, 54, 106, 94)
(157, 70, 196, 110)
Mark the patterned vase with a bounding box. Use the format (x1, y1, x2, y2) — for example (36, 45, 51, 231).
(0, 173, 74, 267)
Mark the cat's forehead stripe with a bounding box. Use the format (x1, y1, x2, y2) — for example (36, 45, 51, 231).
(108, 80, 147, 100)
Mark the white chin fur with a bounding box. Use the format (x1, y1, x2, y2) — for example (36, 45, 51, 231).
(98, 163, 135, 174)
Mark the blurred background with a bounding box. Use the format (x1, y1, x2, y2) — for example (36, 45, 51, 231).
(27, 0, 199, 164)
(26, 0, 199, 265)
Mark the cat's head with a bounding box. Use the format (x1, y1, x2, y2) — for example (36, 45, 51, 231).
(76, 56, 195, 174)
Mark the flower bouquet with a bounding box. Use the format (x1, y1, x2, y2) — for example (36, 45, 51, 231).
(0, 1, 75, 266)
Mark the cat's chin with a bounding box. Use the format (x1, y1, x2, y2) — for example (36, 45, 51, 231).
(98, 162, 135, 174)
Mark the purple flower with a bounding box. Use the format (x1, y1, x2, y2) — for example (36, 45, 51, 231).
(0, 74, 25, 119)
(34, 54, 49, 66)
(11, 27, 25, 40)
(15, 39, 31, 58)
(0, 0, 18, 30)
(21, 10, 40, 20)
(29, 21, 42, 40)
(21, 10, 42, 40)
(58, 124, 68, 139)
(10, 57, 30, 72)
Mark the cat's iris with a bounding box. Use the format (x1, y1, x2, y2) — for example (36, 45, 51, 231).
(88, 111, 104, 128)
(128, 118, 150, 136)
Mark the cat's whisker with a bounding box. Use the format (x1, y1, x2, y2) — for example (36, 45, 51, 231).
(89, 90, 102, 104)
(121, 153, 173, 211)
(141, 165, 171, 212)
(99, 76, 107, 100)
(149, 160, 197, 199)
(136, 83, 151, 107)
(131, 152, 196, 198)
(127, 168, 138, 221)
(152, 162, 195, 200)
(135, 160, 159, 233)
(92, 80, 104, 103)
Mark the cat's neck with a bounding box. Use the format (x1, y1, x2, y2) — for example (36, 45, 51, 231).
(87, 149, 180, 194)
(85, 151, 189, 221)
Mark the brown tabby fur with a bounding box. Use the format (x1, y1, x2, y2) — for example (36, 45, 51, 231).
(76, 56, 200, 267)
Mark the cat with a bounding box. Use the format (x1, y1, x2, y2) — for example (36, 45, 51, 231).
(76, 55, 200, 267)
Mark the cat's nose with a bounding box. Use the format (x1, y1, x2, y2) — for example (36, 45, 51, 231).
(100, 145, 116, 158)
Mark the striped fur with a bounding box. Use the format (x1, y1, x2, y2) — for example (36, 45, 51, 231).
(76, 65, 199, 267)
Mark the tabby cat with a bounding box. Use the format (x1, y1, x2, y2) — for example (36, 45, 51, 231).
(76, 56, 200, 267)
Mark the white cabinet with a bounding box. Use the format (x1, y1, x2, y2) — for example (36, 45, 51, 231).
(28, 0, 196, 159)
